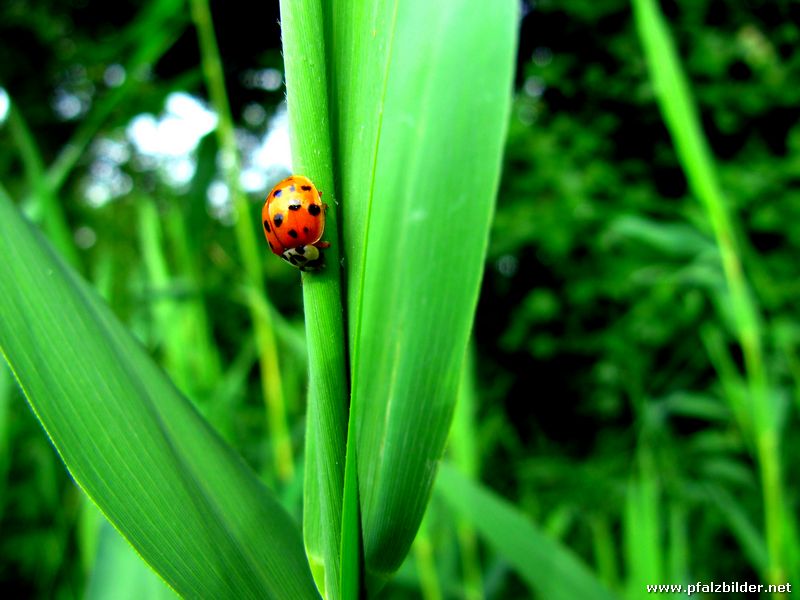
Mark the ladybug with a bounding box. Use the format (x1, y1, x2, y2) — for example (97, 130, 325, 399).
(262, 175, 330, 271)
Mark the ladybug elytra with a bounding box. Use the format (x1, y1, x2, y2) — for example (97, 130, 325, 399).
(262, 175, 330, 271)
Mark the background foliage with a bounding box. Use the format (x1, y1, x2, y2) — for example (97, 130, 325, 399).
(1, 0, 798, 597)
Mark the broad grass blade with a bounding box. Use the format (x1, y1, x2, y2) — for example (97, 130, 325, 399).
(0, 187, 318, 599)
(333, 0, 518, 575)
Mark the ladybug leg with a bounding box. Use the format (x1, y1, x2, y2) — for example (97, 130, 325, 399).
(304, 254, 326, 271)
(314, 240, 331, 249)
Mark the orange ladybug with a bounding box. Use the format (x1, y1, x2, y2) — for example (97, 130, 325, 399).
(262, 175, 330, 271)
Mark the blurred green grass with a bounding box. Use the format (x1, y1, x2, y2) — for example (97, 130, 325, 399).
(1, 0, 799, 598)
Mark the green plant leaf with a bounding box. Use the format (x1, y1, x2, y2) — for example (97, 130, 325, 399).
(448, 346, 483, 598)
(329, 0, 517, 576)
(0, 185, 319, 599)
(632, 0, 787, 584)
(623, 467, 663, 597)
(436, 464, 620, 600)
(279, 0, 351, 598)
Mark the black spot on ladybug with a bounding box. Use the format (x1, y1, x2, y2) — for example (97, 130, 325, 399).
(273, 213, 284, 227)
(295, 245, 306, 255)
(288, 229, 299, 239)
(303, 227, 309, 234)
(263, 220, 271, 232)
(308, 204, 321, 216)
(288, 202, 301, 211)
(273, 189, 282, 197)
(301, 185, 312, 191)
(289, 185, 296, 192)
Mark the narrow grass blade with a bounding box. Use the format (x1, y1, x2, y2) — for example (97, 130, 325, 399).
(412, 513, 443, 600)
(334, 0, 517, 575)
(6, 99, 79, 268)
(436, 464, 619, 600)
(0, 363, 12, 519)
(190, 0, 294, 482)
(706, 484, 769, 574)
(590, 515, 619, 590)
(623, 466, 663, 596)
(163, 208, 223, 399)
(279, 0, 350, 597)
(137, 197, 190, 392)
(667, 502, 689, 583)
(0, 186, 318, 599)
(137, 195, 221, 408)
(631, 0, 765, 387)
(450, 347, 484, 599)
(632, 0, 789, 584)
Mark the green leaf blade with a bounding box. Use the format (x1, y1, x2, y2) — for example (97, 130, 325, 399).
(342, 0, 518, 575)
(279, 0, 351, 597)
(0, 187, 319, 599)
(436, 465, 620, 600)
